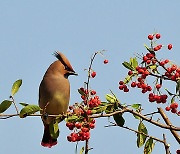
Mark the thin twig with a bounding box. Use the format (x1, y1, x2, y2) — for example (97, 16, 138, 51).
(85, 139, 89, 154)
(122, 125, 165, 144)
(86, 52, 98, 93)
(163, 134, 170, 154)
(144, 111, 159, 116)
(10, 96, 19, 114)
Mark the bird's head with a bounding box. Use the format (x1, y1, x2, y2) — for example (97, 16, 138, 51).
(52, 51, 78, 78)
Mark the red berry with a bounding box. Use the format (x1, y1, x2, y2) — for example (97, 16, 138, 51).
(148, 34, 154, 40)
(91, 90, 96, 95)
(154, 46, 159, 51)
(146, 53, 154, 59)
(119, 85, 124, 90)
(89, 123, 95, 129)
(171, 64, 177, 71)
(168, 44, 172, 50)
(176, 68, 180, 73)
(160, 61, 165, 66)
(87, 110, 92, 115)
(142, 89, 147, 93)
(170, 102, 178, 109)
(147, 86, 152, 91)
(156, 84, 161, 89)
(171, 108, 177, 113)
(161, 94, 168, 100)
(155, 33, 161, 39)
(143, 56, 148, 62)
(75, 122, 82, 129)
(176, 150, 180, 154)
(149, 93, 154, 97)
(119, 81, 124, 85)
(175, 72, 179, 78)
(164, 59, 169, 64)
(91, 71, 96, 78)
(149, 96, 155, 102)
(165, 106, 171, 111)
(146, 60, 151, 64)
(104, 59, 108, 64)
(67, 136, 72, 142)
(128, 70, 133, 75)
(81, 127, 89, 132)
(141, 83, 147, 89)
(81, 95, 86, 100)
(123, 88, 129, 92)
(138, 69, 144, 74)
(131, 82, 136, 87)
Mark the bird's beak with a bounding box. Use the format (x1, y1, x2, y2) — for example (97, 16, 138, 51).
(68, 71, 78, 76)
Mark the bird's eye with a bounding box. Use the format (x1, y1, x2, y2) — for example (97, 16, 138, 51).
(64, 65, 69, 70)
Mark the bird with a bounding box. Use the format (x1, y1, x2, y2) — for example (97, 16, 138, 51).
(39, 51, 77, 148)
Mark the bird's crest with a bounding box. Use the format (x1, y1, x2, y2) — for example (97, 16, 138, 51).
(53, 51, 75, 72)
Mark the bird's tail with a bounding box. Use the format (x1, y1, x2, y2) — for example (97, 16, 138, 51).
(41, 125, 57, 148)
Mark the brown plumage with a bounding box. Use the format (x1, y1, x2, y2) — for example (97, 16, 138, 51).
(39, 52, 77, 148)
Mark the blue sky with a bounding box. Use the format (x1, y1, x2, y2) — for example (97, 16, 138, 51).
(0, 1, 180, 154)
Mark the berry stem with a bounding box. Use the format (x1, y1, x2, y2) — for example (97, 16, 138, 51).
(86, 52, 98, 99)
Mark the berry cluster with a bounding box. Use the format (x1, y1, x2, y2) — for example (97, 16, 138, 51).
(119, 32, 180, 114)
(164, 64, 180, 81)
(148, 33, 172, 50)
(66, 118, 95, 142)
(118, 81, 129, 92)
(66, 87, 102, 143)
(165, 102, 179, 114)
(80, 88, 101, 108)
(148, 93, 167, 104)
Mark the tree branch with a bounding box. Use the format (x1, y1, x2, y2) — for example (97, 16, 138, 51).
(89, 108, 180, 131)
(158, 108, 180, 144)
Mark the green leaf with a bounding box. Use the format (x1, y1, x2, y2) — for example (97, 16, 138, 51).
(19, 104, 41, 118)
(105, 104, 114, 113)
(0, 100, 12, 113)
(176, 79, 180, 95)
(171, 96, 175, 104)
(11, 79, 22, 96)
(113, 113, 125, 127)
(78, 89, 85, 96)
(95, 106, 107, 113)
(133, 114, 141, 120)
(137, 122, 148, 148)
(105, 94, 116, 103)
(80, 147, 84, 154)
(144, 138, 155, 154)
(19, 102, 29, 106)
(124, 75, 133, 84)
(144, 44, 154, 53)
(131, 104, 141, 110)
(66, 115, 79, 122)
(148, 64, 157, 71)
(49, 120, 59, 139)
(130, 57, 138, 69)
(122, 61, 135, 71)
